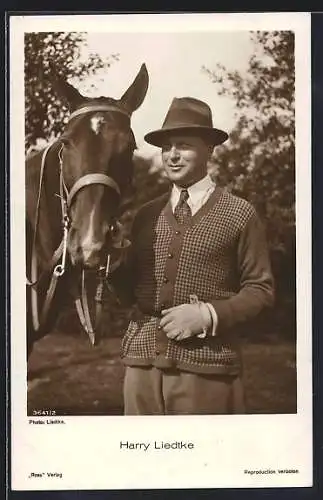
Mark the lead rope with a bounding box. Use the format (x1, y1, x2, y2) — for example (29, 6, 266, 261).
(74, 239, 129, 347)
(94, 255, 111, 338)
(74, 253, 112, 346)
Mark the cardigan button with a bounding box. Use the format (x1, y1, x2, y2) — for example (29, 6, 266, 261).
(175, 230, 180, 235)
(163, 277, 169, 283)
(167, 253, 173, 259)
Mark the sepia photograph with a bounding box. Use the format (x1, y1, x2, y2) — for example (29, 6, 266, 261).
(10, 12, 312, 490)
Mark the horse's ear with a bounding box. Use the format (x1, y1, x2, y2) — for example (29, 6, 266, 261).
(119, 63, 149, 114)
(51, 72, 84, 110)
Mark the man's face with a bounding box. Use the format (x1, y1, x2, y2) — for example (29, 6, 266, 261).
(161, 134, 213, 188)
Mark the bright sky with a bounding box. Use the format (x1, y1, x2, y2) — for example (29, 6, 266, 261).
(77, 32, 255, 156)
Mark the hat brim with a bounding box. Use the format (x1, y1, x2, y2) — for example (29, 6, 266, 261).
(144, 125, 228, 148)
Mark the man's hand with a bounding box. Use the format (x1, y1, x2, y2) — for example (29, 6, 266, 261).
(160, 303, 211, 341)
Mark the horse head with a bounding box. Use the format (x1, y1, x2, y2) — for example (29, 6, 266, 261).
(53, 64, 149, 268)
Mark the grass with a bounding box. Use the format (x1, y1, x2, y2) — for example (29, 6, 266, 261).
(27, 329, 296, 416)
(242, 340, 296, 414)
(27, 332, 125, 415)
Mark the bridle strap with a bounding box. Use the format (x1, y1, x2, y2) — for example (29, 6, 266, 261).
(68, 104, 130, 121)
(67, 173, 121, 208)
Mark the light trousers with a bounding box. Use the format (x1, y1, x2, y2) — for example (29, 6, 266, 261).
(124, 365, 246, 415)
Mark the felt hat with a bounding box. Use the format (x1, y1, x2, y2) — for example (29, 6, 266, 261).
(144, 97, 228, 147)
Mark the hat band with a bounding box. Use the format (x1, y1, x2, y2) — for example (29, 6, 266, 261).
(160, 123, 214, 130)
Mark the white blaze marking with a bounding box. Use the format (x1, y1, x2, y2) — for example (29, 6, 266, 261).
(82, 207, 96, 252)
(82, 205, 103, 263)
(90, 115, 105, 135)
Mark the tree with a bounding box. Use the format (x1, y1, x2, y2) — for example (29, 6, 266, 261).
(25, 32, 119, 151)
(203, 32, 295, 334)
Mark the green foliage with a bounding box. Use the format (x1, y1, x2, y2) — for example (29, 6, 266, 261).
(25, 32, 119, 151)
(203, 32, 295, 303)
(204, 32, 294, 249)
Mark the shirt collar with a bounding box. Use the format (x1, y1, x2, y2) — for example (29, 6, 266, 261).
(172, 175, 215, 204)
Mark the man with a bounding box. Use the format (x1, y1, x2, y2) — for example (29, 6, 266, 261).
(112, 96, 274, 415)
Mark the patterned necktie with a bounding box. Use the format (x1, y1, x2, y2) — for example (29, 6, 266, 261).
(174, 189, 192, 224)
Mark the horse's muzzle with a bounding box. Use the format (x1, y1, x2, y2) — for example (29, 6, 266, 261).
(68, 231, 107, 268)
(81, 243, 105, 268)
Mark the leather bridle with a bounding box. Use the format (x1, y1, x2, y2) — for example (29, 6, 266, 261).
(27, 103, 131, 346)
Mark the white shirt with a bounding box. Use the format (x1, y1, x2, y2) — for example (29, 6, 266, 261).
(170, 174, 216, 215)
(171, 175, 218, 336)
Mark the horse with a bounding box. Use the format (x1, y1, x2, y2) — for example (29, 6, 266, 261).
(26, 64, 149, 359)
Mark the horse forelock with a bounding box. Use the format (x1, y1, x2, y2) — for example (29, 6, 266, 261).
(62, 103, 131, 141)
(90, 115, 105, 135)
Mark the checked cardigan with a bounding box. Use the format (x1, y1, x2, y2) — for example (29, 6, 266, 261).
(113, 186, 274, 375)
